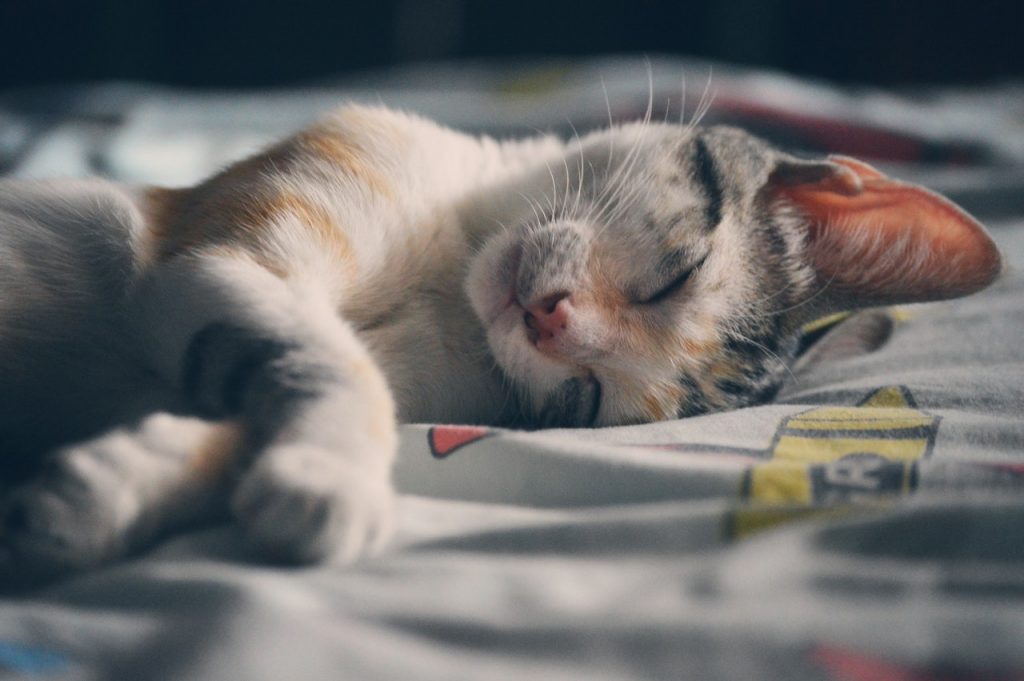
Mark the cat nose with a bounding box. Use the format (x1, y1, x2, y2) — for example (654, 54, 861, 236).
(523, 292, 570, 342)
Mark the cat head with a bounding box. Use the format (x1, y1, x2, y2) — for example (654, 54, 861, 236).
(465, 123, 1001, 427)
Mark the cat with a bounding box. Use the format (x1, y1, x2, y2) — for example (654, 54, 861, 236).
(0, 103, 1002, 588)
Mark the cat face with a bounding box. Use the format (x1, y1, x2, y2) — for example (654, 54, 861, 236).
(466, 123, 1001, 428)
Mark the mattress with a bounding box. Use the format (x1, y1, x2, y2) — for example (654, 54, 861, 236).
(1, 57, 1023, 680)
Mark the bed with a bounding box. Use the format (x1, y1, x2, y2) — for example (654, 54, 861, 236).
(1, 57, 1023, 680)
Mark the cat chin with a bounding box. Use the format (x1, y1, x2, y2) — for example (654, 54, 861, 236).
(483, 306, 577, 412)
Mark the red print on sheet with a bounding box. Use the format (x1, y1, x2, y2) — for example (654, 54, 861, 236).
(811, 644, 1024, 681)
(428, 425, 494, 459)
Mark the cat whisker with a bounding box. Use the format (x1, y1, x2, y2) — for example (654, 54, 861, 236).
(768, 258, 840, 318)
(679, 71, 687, 126)
(591, 103, 656, 235)
(547, 157, 574, 223)
(728, 328, 798, 385)
(643, 58, 655, 122)
(565, 117, 588, 221)
(595, 154, 656, 234)
(689, 66, 716, 129)
(744, 275, 803, 309)
(543, 160, 561, 218)
(599, 75, 621, 180)
(515, 196, 540, 232)
(558, 141, 579, 221)
(580, 159, 604, 226)
(599, 158, 652, 227)
(518, 192, 545, 229)
(590, 67, 655, 225)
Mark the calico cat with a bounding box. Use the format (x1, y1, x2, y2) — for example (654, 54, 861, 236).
(0, 104, 1001, 586)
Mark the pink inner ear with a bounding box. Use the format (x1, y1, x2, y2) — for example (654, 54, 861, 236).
(776, 156, 1002, 304)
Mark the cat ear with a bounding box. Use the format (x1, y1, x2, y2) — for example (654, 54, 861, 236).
(767, 155, 1002, 308)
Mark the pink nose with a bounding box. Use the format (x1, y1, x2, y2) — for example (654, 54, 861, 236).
(523, 292, 570, 342)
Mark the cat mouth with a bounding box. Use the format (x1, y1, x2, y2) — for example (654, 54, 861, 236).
(536, 374, 603, 427)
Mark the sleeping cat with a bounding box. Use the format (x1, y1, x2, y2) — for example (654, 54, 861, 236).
(0, 104, 1001, 587)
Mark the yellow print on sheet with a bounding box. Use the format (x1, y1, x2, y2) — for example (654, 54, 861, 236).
(733, 386, 940, 537)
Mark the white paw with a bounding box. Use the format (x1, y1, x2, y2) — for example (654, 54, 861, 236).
(230, 445, 394, 565)
(1, 441, 137, 588)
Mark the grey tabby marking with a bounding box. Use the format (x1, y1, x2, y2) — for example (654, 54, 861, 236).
(693, 134, 724, 230)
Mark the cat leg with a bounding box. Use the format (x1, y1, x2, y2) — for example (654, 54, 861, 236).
(0, 414, 239, 590)
(131, 253, 397, 564)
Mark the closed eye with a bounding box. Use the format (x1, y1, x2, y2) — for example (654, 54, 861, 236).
(640, 255, 708, 305)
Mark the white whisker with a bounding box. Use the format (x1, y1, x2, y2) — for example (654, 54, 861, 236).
(679, 71, 687, 126)
(543, 159, 560, 217)
(728, 328, 797, 384)
(770, 268, 838, 317)
(518, 192, 545, 228)
(591, 70, 656, 236)
(565, 118, 588, 220)
(689, 66, 716, 129)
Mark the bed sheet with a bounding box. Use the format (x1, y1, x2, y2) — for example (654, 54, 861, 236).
(1, 57, 1023, 680)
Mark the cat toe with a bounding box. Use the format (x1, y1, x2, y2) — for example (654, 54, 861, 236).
(0, 451, 136, 590)
(1, 487, 109, 590)
(230, 445, 394, 565)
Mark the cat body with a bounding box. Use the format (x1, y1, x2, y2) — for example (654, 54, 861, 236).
(0, 104, 1001, 585)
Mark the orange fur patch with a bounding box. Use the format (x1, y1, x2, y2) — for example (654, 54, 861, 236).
(707, 358, 741, 382)
(143, 122, 393, 272)
(297, 126, 394, 199)
(187, 422, 243, 483)
(145, 185, 354, 277)
(682, 335, 722, 363)
(139, 186, 187, 265)
(642, 393, 666, 421)
(251, 191, 355, 267)
(642, 380, 686, 421)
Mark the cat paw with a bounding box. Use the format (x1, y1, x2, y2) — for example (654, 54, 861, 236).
(230, 445, 394, 565)
(0, 444, 133, 590)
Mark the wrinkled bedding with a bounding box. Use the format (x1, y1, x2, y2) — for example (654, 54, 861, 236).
(1, 57, 1024, 680)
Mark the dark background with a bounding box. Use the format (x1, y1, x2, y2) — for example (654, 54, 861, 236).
(0, 0, 1021, 90)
